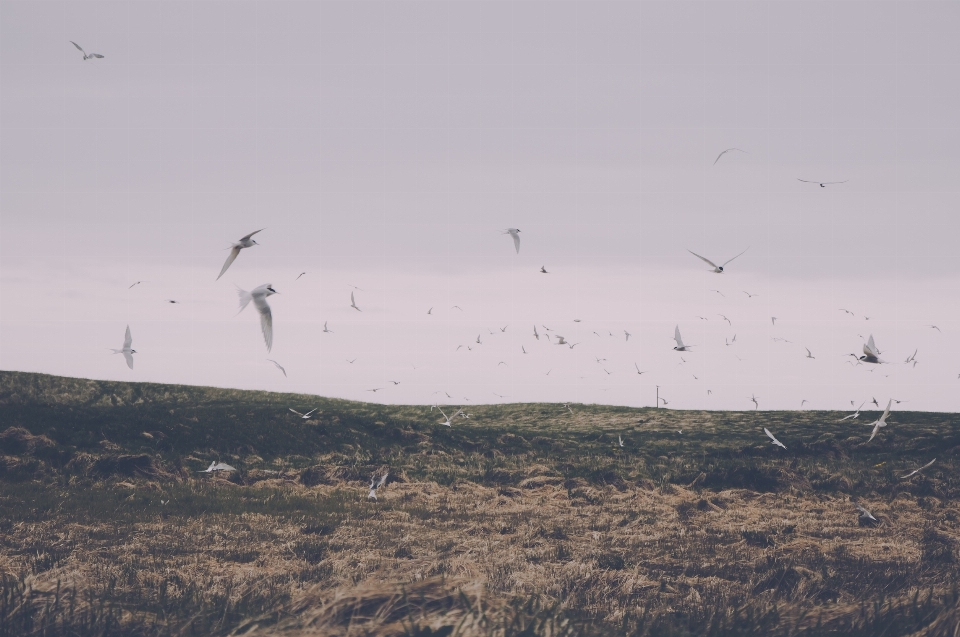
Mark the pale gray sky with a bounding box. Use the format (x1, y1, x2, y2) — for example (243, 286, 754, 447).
(2, 1, 960, 411)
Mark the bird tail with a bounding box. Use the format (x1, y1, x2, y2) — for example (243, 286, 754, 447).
(236, 287, 253, 314)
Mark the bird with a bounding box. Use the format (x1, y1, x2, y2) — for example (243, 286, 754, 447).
(109, 325, 136, 369)
(710, 289, 726, 298)
(555, 335, 568, 346)
(726, 334, 737, 346)
(498, 361, 507, 367)
(217, 229, 264, 280)
(928, 325, 941, 332)
(295, 272, 306, 280)
(288, 408, 317, 419)
(750, 394, 759, 410)
(237, 284, 278, 351)
(390, 380, 401, 385)
(427, 307, 433, 315)
(801, 399, 808, 408)
(70, 41, 104, 60)
(805, 348, 815, 359)
(855, 503, 878, 524)
(871, 397, 879, 408)
(860, 335, 886, 364)
(368, 472, 389, 500)
(840, 402, 866, 421)
(573, 319, 581, 322)
(476, 334, 482, 344)
(533, 326, 539, 340)
(624, 330, 631, 341)
(603, 369, 613, 375)
(866, 399, 892, 442)
(618, 435, 624, 448)
(500, 325, 508, 333)
(128, 281, 147, 289)
(323, 321, 333, 333)
(366, 388, 382, 393)
(346, 358, 357, 364)
(503, 228, 521, 253)
(904, 349, 917, 364)
(634, 363, 646, 375)
(522, 346, 527, 354)
(900, 459, 936, 479)
(743, 291, 759, 298)
(798, 178, 848, 188)
(697, 316, 709, 321)
(437, 406, 463, 427)
(201, 461, 236, 473)
(267, 359, 286, 377)
(771, 317, 777, 326)
(540, 266, 548, 273)
(563, 404, 574, 414)
(718, 314, 731, 325)
(567, 342, 579, 349)
(713, 148, 746, 165)
(350, 291, 361, 311)
(839, 308, 855, 316)
(764, 428, 786, 449)
(686, 248, 748, 274)
(451, 305, 463, 311)
(542, 325, 553, 331)
(164, 299, 179, 304)
(673, 326, 692, 351)
(659, 397, 669, 406)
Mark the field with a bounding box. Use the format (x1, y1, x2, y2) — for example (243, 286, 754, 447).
(0, 371, 959, 636)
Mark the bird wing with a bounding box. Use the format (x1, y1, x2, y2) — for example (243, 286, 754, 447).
(868, 420, 881, 442)
(865, 335, 880, 357)
(240, 228, 265, 242)
(236, 287, 253, 313)
(71, 41, 85, 54)
(218, 246, 242, 280)
(269, 359, 286, 376)
(123, 325, 132, 349)
(821, 180, 848, 185)
(511, 231, 520, 253)
(377, 472, 389, 488)
(674, 325, 684, 348)
(900, 468, 920, 479)
(289, 408, 304, 417)
(123, 351, 134, 369)
(881, 399, 891, 421)
(921, 458, 937, 470)
(855, 504, 876, 520)
(722, 247, 749, 267)
(797, 179, 818, 184)
(713, 148, 745, 165)
(253, 293, 274, 352)
(91, 53, 104, 58)
(687, 249, 718, 269)
(764, 428, 776, 442)
(806, 348, 812, 356)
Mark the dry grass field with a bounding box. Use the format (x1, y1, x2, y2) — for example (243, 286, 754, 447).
(1, 371, 959, 636)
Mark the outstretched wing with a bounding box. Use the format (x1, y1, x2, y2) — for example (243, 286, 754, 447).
(70, 41, 85, 55)
(865, 335, 880, 358)
(90, 53, 104, 58)
(722, 247, 749, 267)
(511, 231, 520, 254)
(218, 245, 242, 280)
(123, 351, 134, 369)
(254, 294, 273, 352)
(686, 249, 718, 269)
(123, 325, 132, 350)
(713, 148, 745, 165)
(674, 325, 684, 348)
(289, 408, 304, 417)
(868, 420, 881, 442)
(240, 228, 265, 242)
(764, 428, 776, 442)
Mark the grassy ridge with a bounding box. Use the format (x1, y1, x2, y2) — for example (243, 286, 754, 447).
(0, 371, 959, 636)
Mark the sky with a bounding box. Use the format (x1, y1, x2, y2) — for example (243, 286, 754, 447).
(2, 0, 960, 412)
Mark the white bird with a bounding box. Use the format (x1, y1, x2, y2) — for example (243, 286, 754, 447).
(855, 503, 878, 523)
(805, 348, 815, 359)
(323, 321, 333, 333)
(217, 229, 264, 280)
(563, 403, 574, 414)
(109, 325, 137, 369)
(673, 326, 692, 351)
(764, 428, 786, 449)
(866, 399, 892, 442)
(70, 41, 104, 60)
(840, 401, 865, 421)
(713, 148, 746, 165)
(503, 228, 521, 253)
(618, 435, 624, 448)
(201, 461, 236, 473)
(437, 406, 463, 427)
(624, 330, 631, 341)
(798, 178, 848, 188)
(900, 459, 936, 479)
(634, 363, 647, 375)
(686, 248, 748, 274)
(860, 335, 886, 364)
(237, 284, 278, 352)
(368, 472, 389, 500)
(289, 408, 317, 419)
(350, 291, 361, 311)
(267, 359, 286, 377)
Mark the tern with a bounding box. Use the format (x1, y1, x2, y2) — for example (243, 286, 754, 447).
(540, 266, 548, 273)
(522, 346, 527, 354)
(840, 402, 865, 421)
(871, 397, 879, 408)
(503, 228, 521, 253)
(686, 248, 748, 274)
(710, 289, 726, 298)
(366, 388, 382, 393)
(437, 406, 463, 427)
(904, 349, 917, 364)
(533, 326, 539, 340)
(624, 330, 631, 341)
(743, 291, 759, 298)
(267, 359, 286, 377)
(750, 394, 759, 410)
(673, 326, 692, 351)
(201, 461, 236, 473)
(801, 399, 808, 408)
(713, 148, 746, 165)
(70, 41, 104, 60)
(866, 399, 892, 442)
(855, 503, 878, 524)
(726, 334, 737, 346)
(237, 284, 278, 352)
(390, 380, 401, 385)
(217, 229, 264, 280)
(323, 321, 333, 333)
(500, 325, 508, 333)
(164, 299, 179, 304)
(427, 307, 433, 315)
(839, 309, 855, 316)
(928, 325, 941, 332)
(109, 325, 137, 369)
(350, 291, 361, 311)
(618, 435, 624, 448)
(900, 459, 936, 479)
(634, 363, 647, 375)
(476, 334, 482, 344)
(128, 281, 147, 289)
(798, 179, 848, 188)
(368, 472, 389, 500)
(805, 348, 815, 359)
(764, 428, 786, 449)
(346, 358, 356, 364)
(860, 335, 886, 364)
(718, 314, 732, 325)
(771, 317, 777, 326)
(295, 272, 306, 280)
(288, 408, 317, 419)
(555, 335, 568, 345)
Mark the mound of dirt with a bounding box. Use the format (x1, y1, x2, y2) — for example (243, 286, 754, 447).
(0, 427, 55, 456)
(91, 454, 165, 479)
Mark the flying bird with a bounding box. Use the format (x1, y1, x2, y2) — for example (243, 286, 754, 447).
(109, 325, 137, 369)
(70, 41, 104, 60)
(904, 349, 917, 363)
(164, 299, 179, 304)
(503, 228, 521, 253)
(437, 406, 463, 427)
(346, 358, 356, 364)
(624, 330, 631, 341)
(323, 321, 333, 333)
(750, 394, 759, 410)
(634, 363, 647, 375)
(871, 397, 879, 408)
(237, 284, 278, 351)
(217, 229, 264, 280)
(928, 325, 941, 332)
(866, 399, 892, 442)
(368, 472, 389, 500)
(522, 346, 527, 354)
(451, 305, 463, 311)
(350, 291, 361, 311)
(201, 461, 236, 473)
(860, 335, 886, 364)
(554, 335, 568, 345)
(839, 308, 855, 316)
(710, 289, 726, 297)
(618, 435, 624, 448)
(801, 399, 808, 408)
(533, 325, 539, 340)
(726, 334, 737, 346)
(288, 408, 317, 419)
(855, 503, 878, 524)
(713, 148, 746, 165)
(673, 326, 692, 351)
(366, 388, 382, 393)
(798, 179, 848, 188)
(900, 459, 936, 479)
(686, 248, 749, 274)
(840, 402, 866, 421)
(500, 325, 508, 333)
(267, 359, 286, 377)
(764, 428, 786, 449)
(718, 314, 732, 325)
(295, 272, 306, 280)
(540, 266, 548, 273)
(743, 291, 759, 298)
(128, 281, 147, 289)
(805, 348, 815, 359)
(771, 317, 777, 326)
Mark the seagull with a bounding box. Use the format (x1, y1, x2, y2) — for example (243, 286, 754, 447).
(503, 228, 521, 253)
(764, 428, 786, 449)
(237, 284, 278, 351)
(368, 472, 389, 500)
(900, 459, 936, 479)
(618, 435, 624, 448)
(217, 229, 264, 280)
(743, 291, 759, 298)
(798, 179, 848, 188)
(267, 359, 286, 377)
(533, 326, 539, 340)
(634, 363, 647, 375)
(713, 148, 746, 165)
(840, 402, 865, 421)
(109, 325, 137, 369)
(855, 503, 878, 524)
(718, 314, 731, 325)
(750, 394, 759, 410)
(771, 317, 777, 326)
(323, 321, 333, 333)
(860, 335, 886, 364)
(350, 291, 361, 311)
(686, 248, 748, 274)
(70, 41, 104, 60)
(288, 408, 317, 419)
(805, 348, 815, 359)
(866, 399, 892, 442)
(201, 461, 236, 473)
(928, 325, 941, 332)
(540, 266, 548, 273)
(624, 330, 631, 341)
(673, 326, 692, 351)
(128, 281, 147, 289)
(295, 272, 306, 280)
